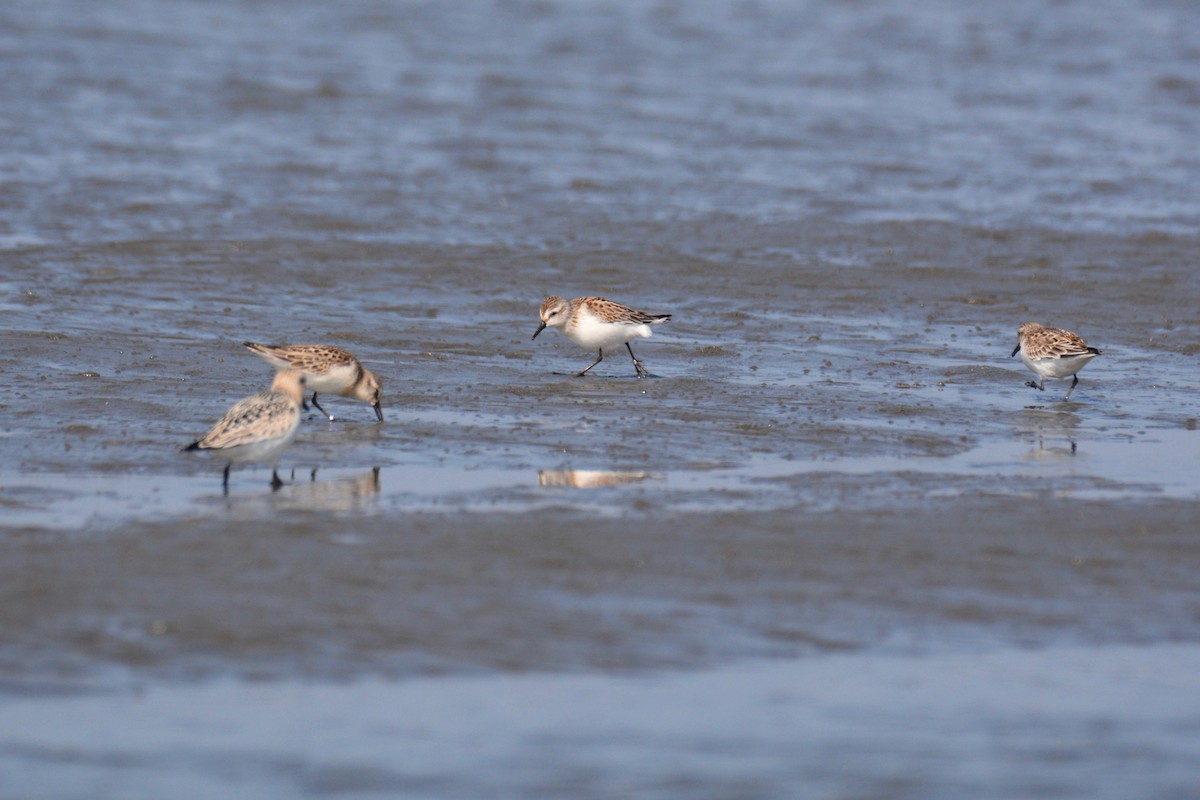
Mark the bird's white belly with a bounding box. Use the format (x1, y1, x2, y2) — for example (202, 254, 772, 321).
(565, 315, 651, 351)
(303, 364, 357, 394)
(220, 429, 298, 465)
(1022, 351, 1095, 379)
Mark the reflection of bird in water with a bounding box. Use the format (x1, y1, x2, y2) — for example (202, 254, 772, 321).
(274, 466, 382, 512)
(1031, 438, 1077, 457)
(1011, 322, 1101, 401)
(1013, 408, 1080, 459)
(537, 469, 662, 488)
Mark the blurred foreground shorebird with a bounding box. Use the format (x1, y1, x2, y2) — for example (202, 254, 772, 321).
(183, 369, 306, 492)
(532, 295, 671, 378)
(243, 342, 383, 422)
(1011, 322, 1102, 401)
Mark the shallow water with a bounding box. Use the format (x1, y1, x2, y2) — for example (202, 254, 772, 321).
(3, 0, 1200, 797)
(8, 645, 1200, 799)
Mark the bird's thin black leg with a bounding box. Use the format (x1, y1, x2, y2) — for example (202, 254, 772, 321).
(310, 392, 334, 421)
(626, 342, 649, 378)
(222, 463, 231, 494)
(271, 469, 284, 490)
(1063, 374, 1079, 401)
(577, 350, 604, 377)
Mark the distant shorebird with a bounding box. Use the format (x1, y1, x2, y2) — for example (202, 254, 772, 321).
(184, 369, 305, 491)
(532, 296, 671, 378)
(1011, 322, 1102, 401)
(243, 342, 383, 422)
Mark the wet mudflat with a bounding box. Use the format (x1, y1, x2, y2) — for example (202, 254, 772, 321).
(3, 1, 1200, 797)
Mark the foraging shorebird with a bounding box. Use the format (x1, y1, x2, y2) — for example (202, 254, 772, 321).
(532, 295, 671, 378)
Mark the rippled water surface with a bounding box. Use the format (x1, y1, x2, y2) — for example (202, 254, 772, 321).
(3, 0, 1200, 797)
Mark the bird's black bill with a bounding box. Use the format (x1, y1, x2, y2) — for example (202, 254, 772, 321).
(1011, 344, 1020, 358)
(532, 322, 546, 340)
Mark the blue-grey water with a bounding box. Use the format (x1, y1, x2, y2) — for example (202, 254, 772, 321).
(3, 1, 1200, 797)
